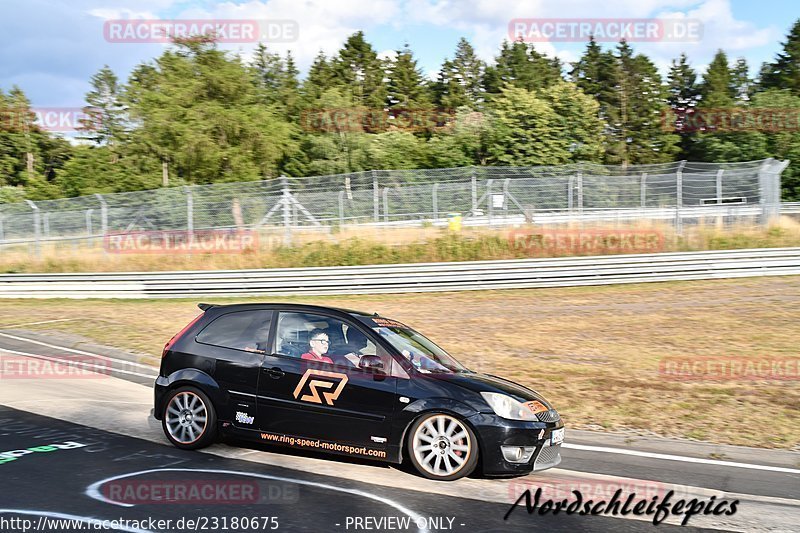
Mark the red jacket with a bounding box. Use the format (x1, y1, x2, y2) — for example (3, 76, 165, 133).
(301, 352, 333, 364)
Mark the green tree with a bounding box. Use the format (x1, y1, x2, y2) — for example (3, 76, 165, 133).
(425, 108, 491, 167)
(79, 65, 127, 146)
(760, 19, 800, 94)
(666, 53, 700, 157)
(367, 131, 426, 169)
(571, 39, 625, 162)
(539, 81, 604, 162)
(298, 88, 370, 175)
(485, 84, 603, 166)
(624, 52, 680, 164)
(750, 89, 800, 200)
(484, 40, 562, 93)
(332, 31, 387, 109)
(57, 145, 160, 195)
(434, 38, 485, 109)
(123, 37, 297, 185)
(0, 86, 69, 197)
(302, 51, 337, 103)
(386, 44, 430, 108)
(252, 43, 285, 104)
(699, 50, 735, 107)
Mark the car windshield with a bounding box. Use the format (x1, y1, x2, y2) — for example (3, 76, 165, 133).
(367, 317, 468, 373)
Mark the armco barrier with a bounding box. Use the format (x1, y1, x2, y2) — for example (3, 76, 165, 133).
(0, 248, 798, 299)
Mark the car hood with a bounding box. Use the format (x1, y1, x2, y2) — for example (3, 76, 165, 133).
(442, 371, 554, 409)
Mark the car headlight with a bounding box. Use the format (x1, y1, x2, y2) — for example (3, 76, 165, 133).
(480, 392, 539, 421)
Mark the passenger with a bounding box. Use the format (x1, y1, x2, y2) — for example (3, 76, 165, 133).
(300, 329, 333, 363)
(242, 322, 272, 353)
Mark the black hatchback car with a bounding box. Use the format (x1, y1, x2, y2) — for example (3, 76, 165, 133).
(154, 303, 564, 481)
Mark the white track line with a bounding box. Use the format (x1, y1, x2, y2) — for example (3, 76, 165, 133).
(2, 318, 79, 328)
(0, 347, 157, 379)
(563, 443, 800, 475)
(0, 331, 155, 370)
(86, 468, 430, 533)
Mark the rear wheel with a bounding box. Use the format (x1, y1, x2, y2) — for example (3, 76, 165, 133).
(162, 387, 217, 449)
(407, 413, 478, 481)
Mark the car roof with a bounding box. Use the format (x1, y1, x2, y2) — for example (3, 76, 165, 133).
(198, 302, 378, 318)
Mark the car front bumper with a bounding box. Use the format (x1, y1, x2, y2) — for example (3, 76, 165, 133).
(467, 412, 564, 476)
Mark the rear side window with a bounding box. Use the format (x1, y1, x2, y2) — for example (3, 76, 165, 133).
(196, 310, 273, 352)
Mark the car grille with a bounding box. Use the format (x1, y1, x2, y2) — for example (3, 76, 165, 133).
(536, 409, 561, 423)
(534, 443, 562, 471)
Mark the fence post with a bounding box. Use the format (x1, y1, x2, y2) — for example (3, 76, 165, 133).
(567, 176, 574, 213)
(281, 175, 292, 246)
(183, 186, 194, 233)
(25, 199, 40, 258)
(640, 173, 647, 208)
(0, 212, 4, 243)
(503, 178, 510, 217)
(471, 175, 477, 215)
(338, 190, 345, 227)
(382, 187, 390, 223)
(759, 159, 788, 227)
(576, 170, 583, 215)
(675, 160, 686, 235)
(715, 169, 724, 203)
(85, 209, 93, 237)
(372, 170, 380, 222)
(95, 193, 108, 251)
(432, 182, 439, 221)
(486, 179, 494, 225)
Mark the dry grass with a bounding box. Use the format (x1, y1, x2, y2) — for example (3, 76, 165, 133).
(2, 276, 798, 449)
(2, 217, 800, 273)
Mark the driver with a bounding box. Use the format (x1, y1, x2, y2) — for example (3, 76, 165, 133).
(341, 329, 369, 367)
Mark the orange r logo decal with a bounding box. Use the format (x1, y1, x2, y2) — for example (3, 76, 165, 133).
(293, 369, 349, 405)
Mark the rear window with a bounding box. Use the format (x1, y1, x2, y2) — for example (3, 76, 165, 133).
(195, 310, 273, 352)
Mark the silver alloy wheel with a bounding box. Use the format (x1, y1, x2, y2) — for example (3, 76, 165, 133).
(412, 414, 471, 477)
(165, 391, 208, 445)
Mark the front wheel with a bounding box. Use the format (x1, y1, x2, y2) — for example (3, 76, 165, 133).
(407, 413, 478, 481)
(162, 386, 217, 449)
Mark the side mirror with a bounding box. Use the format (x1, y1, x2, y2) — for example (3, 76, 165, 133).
(358, 355, 385, 373)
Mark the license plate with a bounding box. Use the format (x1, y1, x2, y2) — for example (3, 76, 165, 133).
(551, 428, 565, 445)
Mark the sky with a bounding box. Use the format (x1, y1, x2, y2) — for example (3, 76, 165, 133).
(0, 0, 798, 110)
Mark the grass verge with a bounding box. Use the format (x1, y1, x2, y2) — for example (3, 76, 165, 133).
(2, 218, 800, 273)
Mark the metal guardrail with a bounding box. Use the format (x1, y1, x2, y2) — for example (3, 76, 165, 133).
(0, 248, 798, 299)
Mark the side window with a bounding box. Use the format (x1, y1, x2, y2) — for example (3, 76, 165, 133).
(275, 312, 340, 360)
(196, 310, 273, 353)
(275, 313, 380, 368)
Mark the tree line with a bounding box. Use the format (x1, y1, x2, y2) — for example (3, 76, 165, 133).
(1, 19, 799, 203)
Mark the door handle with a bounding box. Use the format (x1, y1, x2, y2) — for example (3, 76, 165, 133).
(263, 367, 285, 379)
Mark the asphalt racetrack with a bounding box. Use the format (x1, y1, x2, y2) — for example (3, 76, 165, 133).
(0, 330, 798, 532)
